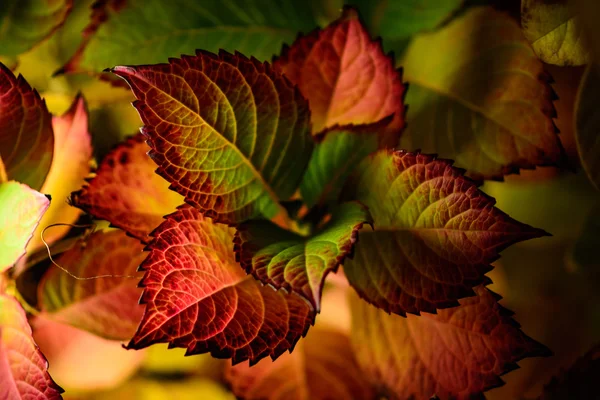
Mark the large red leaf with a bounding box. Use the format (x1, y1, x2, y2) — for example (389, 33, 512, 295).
(38, 230, 145, 341)
(234, 201, 371, 311)
(0, 63, 54, 191)
(226, 327, 375, 400)
(0, 294, 63, 399)
(70, 134, 184, 242)
(349, 286, 550, 400)
(110, 50, 313, 225)
(127, 205, 315, 365)
(342, 150, 548, 316)
(274, 7, 406, 138)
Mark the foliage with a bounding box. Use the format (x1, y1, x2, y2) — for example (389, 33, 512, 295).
(0, 1, 598, 399)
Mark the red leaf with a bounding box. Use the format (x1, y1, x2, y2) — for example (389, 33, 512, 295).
(110, 50, 313, 225)
(38, 230, 145, 341)
(274, 7, 406, 139)
(0, 63, 54, 190)
(0, 294, 63, 399)
(226, 327, 376, 400)
(350, 286, 551, 400)
(342, 150, 549, 316)
(70, 134, 183, 242)
(127, 205, 315, 365)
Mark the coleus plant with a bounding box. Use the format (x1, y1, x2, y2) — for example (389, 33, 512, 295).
(2, 1, 596, 399)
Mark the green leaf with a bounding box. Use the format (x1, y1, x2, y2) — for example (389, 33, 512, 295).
(399, 6, 565, 180)
(300, 123, 382, 209)
(521, 0, 589, 66)
(0, 0, 72, 57)
(234, 202, 372, 310)
(110, 50, 313, 225)
(575, 64, 600, 190)
(61, 0, 322, 74)
(341, 149, 548, 316)
(344, 0, 463, 41)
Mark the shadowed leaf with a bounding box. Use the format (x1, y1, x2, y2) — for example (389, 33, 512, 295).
(110, 50, 313, 225)
(0, 294, 63, 399)
(349, 286, 550, 400)
(400, 7, 565, 180)
(575, 64, 600, 190)
(234, 201, 372, 310)
(342, 150, 549, 316)
(0, 63, 54, 190)
(38, 230, 145, 340)
(226, 327, 375, 400)
(70, 134, 184, 242)
(0, 181, 50, 271)
(127, 205, 315, 365)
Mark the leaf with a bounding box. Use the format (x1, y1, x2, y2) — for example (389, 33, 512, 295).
(299, 122, 384, 209)
(344, 0, 463, 40)
(575, 64, 600, 191)
(274, 7, 406, 137)
(0, 294, 63, 399)
(0, 62, 54, 190)
(127, 205, 315, 365)
(28, 94, 93, 251)
(349, 286, 550, 400)
(226, 327, 375, 400)
(38, 230, 145, 340)
(399, 7, 565, 181)
(110, 50, 313, 225)
(234, 202, 372, 310)
(539, 343, 600, 399)
(61, 0, 321, 74)
(0, 0, 72, 57)
(341, 150, 548, 316)
(70, 134, 184, 242)
(0, 181, 50, 271)
(521, 0, 589, 66)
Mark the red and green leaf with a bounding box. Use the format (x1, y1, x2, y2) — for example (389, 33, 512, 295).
(234, 201, 372, 311)
(226, 327, 375, 400)
(0, 63, 54, 191)
(342, 150, 548, 316)
(0, 294, 63, 399)
(127, 205, 315, 365)
(29, 94, 93, 251)
(349, 286, 551, 400)
(399, 7, 566, 180)
(0, 181, 50, 271)
(70, 134, 183, 242)
(38, 230, 145, 341)
(274, 7, 406, 138)
(110, 50, 313, 225)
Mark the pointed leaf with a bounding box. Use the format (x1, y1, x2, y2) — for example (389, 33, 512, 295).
(0, 181, 50, 271)
(110, 50, 313, 225)
(127, 205, 315, 365)
(342, 150, 548, 316)
(274, 7, 406, 137)
(234, 201, 371, 311)
(521, 0, 589, 66)
(61, 0, 320, 74)
(29, 94, 93, 251)
(349, 286, 550, 400)
(344, 0, 463, 41)
(0, 294, 63, 399)
(0, 0, 72, 57)
(575, 64, 600, 191)
(70, 134, 184, 242)
(226, 327, 375, 400)
(0, 63, 54, 190)
(400, 7, 565, 180)
(38, 230, 145, 341)
(539, 343, 600, 400)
